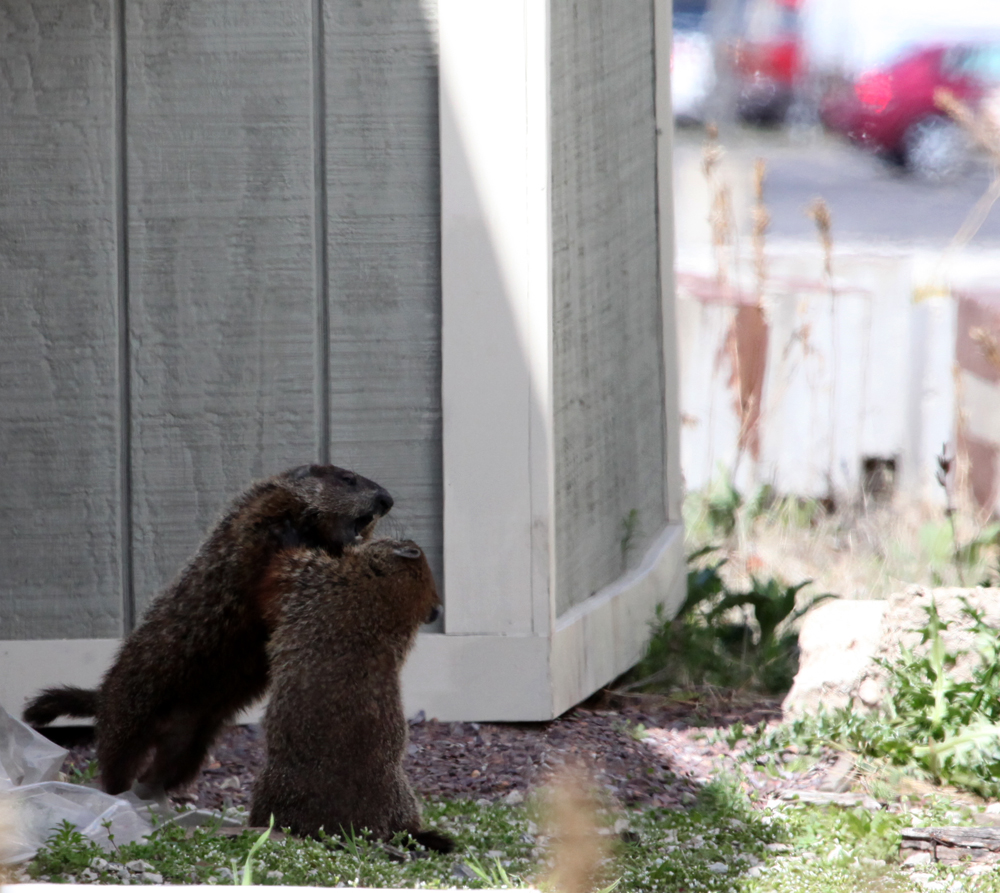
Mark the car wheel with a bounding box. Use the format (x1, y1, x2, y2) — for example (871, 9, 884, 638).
(902, 116, 971, 182)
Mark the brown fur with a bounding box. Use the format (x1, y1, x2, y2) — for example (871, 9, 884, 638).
(249, 539, 451, 852)
(23, 464, 393, 796)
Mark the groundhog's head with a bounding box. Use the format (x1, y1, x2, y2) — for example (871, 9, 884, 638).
(268, 464, 394, 554)
(360, 538, 441, 627)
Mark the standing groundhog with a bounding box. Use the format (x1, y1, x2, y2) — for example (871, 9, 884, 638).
(23, 464, 393, 797)
(249, 539, 452, 852)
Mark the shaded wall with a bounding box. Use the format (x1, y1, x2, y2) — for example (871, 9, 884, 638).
(0, 0, 440, 637)
(550, 0, 667, 615)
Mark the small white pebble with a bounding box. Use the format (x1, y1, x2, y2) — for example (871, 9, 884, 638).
(143, 872, 164, 884)
(266, 870, 284, 880)
(126, 860, 155, 873)
(707, 862, 729, 874)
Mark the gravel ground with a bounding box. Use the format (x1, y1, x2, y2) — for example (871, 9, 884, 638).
(57, 689, 845, 816)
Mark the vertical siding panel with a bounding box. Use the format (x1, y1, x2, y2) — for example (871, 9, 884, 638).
(324, 1, 443, 587)
(126, 0, 319, 611)
(551, 1, 667, 615)
(0, 0, 122, 638)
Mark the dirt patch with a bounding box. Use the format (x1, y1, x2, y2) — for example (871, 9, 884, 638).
(57, 692, 843, 814)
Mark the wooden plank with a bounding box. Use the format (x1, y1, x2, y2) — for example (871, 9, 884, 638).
(126, 0, 319, 610)
(550, 0, 667, 615)
(323, 1, 443, 587)
(902, 827, 1000, 864)
(0, 0, 123, 638)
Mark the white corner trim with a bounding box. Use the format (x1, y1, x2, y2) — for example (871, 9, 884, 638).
(401, 521, 685, 722)
(550, 522, 686, 716)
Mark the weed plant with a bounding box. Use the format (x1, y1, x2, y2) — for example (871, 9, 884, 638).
(626, 544, 832, 695)
(745, 599, 1000, 798)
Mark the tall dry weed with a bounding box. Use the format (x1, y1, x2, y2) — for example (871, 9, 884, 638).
(541, 767, 614, 893)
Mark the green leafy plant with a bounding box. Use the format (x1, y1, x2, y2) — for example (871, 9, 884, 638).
(620, 509, 641, 570)
(66, 759, 100, 785)
(231, 813, 273, 884)
(30, 821, 103, 880)
(465, 854, 523, 888)
(750, 598, 1000, 798)
(626, 547, 832, 695)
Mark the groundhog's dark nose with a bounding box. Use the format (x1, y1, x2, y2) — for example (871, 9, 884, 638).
(425, 605, 441, 624)
(375, 491, 393, 517)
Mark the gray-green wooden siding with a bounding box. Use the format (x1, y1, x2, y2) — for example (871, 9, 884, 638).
(551, 0, 667, 615)
(0, 0, 441, 638)
(1, 0, 669, 637)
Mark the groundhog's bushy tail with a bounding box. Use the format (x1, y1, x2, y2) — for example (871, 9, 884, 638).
(22, 686, 99, 726)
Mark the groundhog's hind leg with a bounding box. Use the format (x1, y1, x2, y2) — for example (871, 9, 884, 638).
(137, 709, 223, 794)
(97, 719, 155, 796)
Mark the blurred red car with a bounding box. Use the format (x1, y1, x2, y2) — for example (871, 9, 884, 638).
(821, 43, 1000, 179)
(732, 0, 804, 125)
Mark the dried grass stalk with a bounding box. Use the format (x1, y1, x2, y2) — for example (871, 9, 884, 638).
(542, 767, 612, 893)
(970, 326, 1000, 374)
(751, 157, 770, 304)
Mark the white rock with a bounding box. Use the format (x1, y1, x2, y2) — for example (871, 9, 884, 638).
(782, 600, 887, 717)
(126, 860, 155, 873)
(967, 863, 995, 876)
(785, 588, 1000, 718)
(707, 862, 729, 874)
(504, 790, 524, 805)
(143, 872, 164, 884)
(902, 851, 933, 867)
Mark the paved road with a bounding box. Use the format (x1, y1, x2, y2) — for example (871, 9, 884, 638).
(673, 125, 1000, 248)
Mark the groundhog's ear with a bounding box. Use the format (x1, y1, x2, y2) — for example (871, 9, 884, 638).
(393, 545, 422, 560)
(289, 465, 313, 480)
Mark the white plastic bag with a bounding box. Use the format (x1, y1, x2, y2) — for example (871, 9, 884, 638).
(0, 702, 153, 864)
(0, 705, 67, 788)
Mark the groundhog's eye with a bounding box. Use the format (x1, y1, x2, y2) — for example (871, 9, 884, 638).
(393, 546, 422, 560)
(338, 471, 358, 487)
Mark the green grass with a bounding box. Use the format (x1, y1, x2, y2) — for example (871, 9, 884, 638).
(26, 777, 1000, 891)
(28, 799, 538, 888)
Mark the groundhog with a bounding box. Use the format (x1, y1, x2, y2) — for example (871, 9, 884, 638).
(23, 464, 393, 797)
(248, 539, 452, 853)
